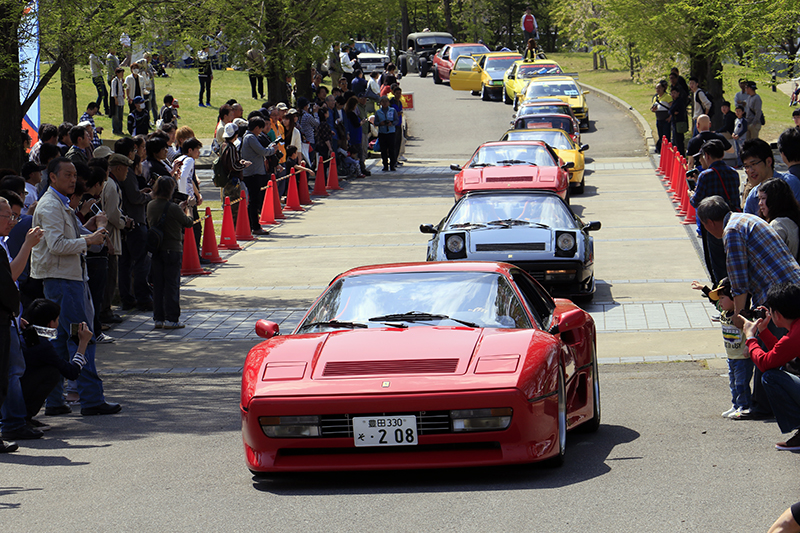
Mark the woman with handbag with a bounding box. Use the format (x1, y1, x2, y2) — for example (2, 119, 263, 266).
(146, 176, 194, 330)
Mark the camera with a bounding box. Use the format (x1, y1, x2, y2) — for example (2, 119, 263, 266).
(740, 307, 767, 321)
(172, 191, 189, 204)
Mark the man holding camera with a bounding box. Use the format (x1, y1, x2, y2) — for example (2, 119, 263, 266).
(31, 158, 121, 416)
(697, 195, 800, 420)
(689, 140, 740, 284)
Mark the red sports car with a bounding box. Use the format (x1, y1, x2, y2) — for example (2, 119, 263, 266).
(431, 43, 490, 83)
(451, 141, 572, 201)
(241, 262, 599, 475)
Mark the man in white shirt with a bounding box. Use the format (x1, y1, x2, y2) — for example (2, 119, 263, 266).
(689, 76, 712, 136)
(340, 45, 355, 86)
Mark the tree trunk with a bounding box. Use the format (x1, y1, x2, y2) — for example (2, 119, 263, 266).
(0, 4, 23, 172)
(507, 0, 513, 49)
(443, 0, 453, 36)
(294, 61, 313, 102)
(691, 53, 723, 130)
(60, 41, 78, 124)
(267, 68, 289, 104)
(399, 0, 410, 49)
(593, 51, 598, 70)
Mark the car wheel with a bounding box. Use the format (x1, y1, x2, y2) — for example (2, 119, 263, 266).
(433, 68, 442, 84)
(503, 89, 512, 105)
(481, 85, 490, 101)
(542, 370, 567, 467)
(513, 97, 519, 111)
(564, 186, 570, 205)
(575, 176, 585, 194)
(399, 55, 408, 76)
(419, 57, 428, 77)
(580, 350, 601, 433)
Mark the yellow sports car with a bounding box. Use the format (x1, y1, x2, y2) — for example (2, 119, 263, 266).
(449, 52, 522, 100)
(516, 76, 590, 130)
(500, 128, 589, 194)
(503, 60, 566, 107)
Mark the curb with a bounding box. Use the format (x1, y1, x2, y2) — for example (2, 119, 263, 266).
(578, 81, 655, 155)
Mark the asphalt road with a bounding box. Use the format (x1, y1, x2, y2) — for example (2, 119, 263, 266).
(2, 74, 795, 532)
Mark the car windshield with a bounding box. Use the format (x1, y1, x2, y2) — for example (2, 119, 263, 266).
(503, 130, 573, 150)
(519, 104, 571, 117)
(416, 36, 454, 47)
(515, 117, 574, 134)
(452, 45, 490, 60)
(518, 64, 563, 78)
(298, 272, 531, 331)
(354, 42, 376, 54)
(525, 81, 581, 98)
(448, 193, 577, 229)
(470, 143, 555, 167)
(485, 56, 521, 72)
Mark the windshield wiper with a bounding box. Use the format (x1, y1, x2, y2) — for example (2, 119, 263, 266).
(298, 320, 368, 331)
(450, 222, 486, 229)
(496, 159, 534, 166)
(470, 162, 495, 168)
(488, 219, 549, 228)
(368, 312, 480, 328)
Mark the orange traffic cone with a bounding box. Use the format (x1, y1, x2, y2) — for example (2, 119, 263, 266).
(182, 227, 211, 276)
(235, 190, 255, 241)
(218, 197, 241, 250)
(312, 156, 329, 197)
(201, 207, 226, 264)
(327, 156, 342, 191)
(284, 169, 303, 211)
(259, 181, 277, 225)
(298, 170, 312, 205)
(271, 174, 285, 219)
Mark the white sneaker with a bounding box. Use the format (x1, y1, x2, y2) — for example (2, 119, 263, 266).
(729, 408, 750, 419)
(96, 333, 116, 344)
(721, 406, 738, 418)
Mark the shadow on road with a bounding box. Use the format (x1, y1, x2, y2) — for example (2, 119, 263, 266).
(251, 424, 639, 495)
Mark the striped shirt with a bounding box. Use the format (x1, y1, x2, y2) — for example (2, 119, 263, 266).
(723, 212, 800, 305)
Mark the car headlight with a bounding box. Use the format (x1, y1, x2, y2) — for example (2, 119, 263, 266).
(446, 235, 464, 253)
(259, 416, 320, 438)
(557, 233, 575, 251)
(451, 408, 512, 432)
(493, 80, 504, 86)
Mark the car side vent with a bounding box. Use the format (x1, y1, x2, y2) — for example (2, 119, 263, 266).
(485, 176, 533, 182)
(476, 243, 545, 252)
(323, 359, 459, 377)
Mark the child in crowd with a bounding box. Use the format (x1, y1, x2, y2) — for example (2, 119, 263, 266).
(692, 278, 753, 418)
(732, 104, 748, 167)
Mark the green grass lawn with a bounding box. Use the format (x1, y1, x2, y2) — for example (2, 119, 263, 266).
(40, 65, 267, 141)
(549, 52, 797, 143)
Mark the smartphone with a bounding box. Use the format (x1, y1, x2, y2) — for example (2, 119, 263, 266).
(90, 203, 101, 215)
(70, 322, 80, 337)
(274, 136, 283, 143)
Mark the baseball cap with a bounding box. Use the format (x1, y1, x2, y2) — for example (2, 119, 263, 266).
(276, 102, 288, 111)
(223, 122, 238, 139)
(690, 139, 725, 159)
(92, 145, 113, 159)
(133, 96, 145, 104)
(21, 161, 45, 178)
(708, 277, 732, 301)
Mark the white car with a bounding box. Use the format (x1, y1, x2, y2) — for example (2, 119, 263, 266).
(353, 41, 390, 73)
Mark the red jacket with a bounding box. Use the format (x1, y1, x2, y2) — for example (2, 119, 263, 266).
(746, 319, 800, 372)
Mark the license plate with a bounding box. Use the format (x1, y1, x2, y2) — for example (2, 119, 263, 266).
(353, 415, 418, 447)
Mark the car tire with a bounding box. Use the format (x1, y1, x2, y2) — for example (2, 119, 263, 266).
(419, 57, 428, 77)
(433, 67, 442, 84)
(580, 350, 601, 433)
(513, 97, 519, 111)
(481, 85, 490, 101)
(399, 55, 408, 76)
(575, 176, 585, 194)
(542, 369, 567, 468)
(503, 89, 512, 105)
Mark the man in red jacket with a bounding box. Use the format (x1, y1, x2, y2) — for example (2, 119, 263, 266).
(743, 282, 800, 451)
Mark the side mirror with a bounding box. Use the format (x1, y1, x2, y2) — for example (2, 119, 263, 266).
(580, 144, 589, 152)
(583, 90, 589, 95)
(548, 308, 586, 335)
(583, 221, 601, 232)
(419, 223, 438, 235)
(255, 320, 280, 339)
(450, 164, 462, 171)
(562, 161, 575, 170)
(508, 74, 515, 80)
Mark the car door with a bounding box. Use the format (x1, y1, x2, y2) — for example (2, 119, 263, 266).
(450, 56, 482, 92)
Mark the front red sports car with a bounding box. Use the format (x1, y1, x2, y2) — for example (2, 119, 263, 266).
(240, 262, 598, 475)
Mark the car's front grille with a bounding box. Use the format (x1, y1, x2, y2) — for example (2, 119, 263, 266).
(322, 358, 459, 377)
(360, 58, 383, 64)
(485, 176, 532, 183)
(476, 243, 545, 252)
(319, 411, 452, 438)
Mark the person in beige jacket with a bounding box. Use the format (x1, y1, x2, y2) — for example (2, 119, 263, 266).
(31, 157, 121, 416)
(100, 154, 132, 323)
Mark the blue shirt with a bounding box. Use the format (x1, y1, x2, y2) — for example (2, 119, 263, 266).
(723, 212, 800, 305)
(744, 170, 800, 215)
(51, 186, 71, 208)
(375, 107, 397, 134)
(690, 160, 740, 209)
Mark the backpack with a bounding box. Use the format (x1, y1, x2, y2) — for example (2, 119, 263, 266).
(211, 150, 229, 188)
(698, 89, 714, 117)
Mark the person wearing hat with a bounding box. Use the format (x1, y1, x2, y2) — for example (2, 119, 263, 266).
(745, 81, 763, 140)
(102, 154, 134, 323)
(21, 162, 44, 216)
(693, 277, 753, 418)
(690, 139, 741, 284)
(127, 96, 149, 136)
(219, 122, 251, 226)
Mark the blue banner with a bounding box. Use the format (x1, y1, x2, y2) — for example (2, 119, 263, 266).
(20, 0, 40, 143)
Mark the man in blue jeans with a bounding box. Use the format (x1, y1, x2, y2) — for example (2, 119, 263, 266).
(30, 158, 121, 416)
